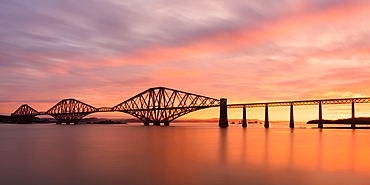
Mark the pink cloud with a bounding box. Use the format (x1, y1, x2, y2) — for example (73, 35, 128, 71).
(107, 0, 370, 67)
(152, 67, 203, 78)
(3, 0, 370, 121)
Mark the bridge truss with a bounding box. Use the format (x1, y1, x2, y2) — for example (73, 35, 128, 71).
(228, 97, 370, 108)
(11, 104, 39, 123)
(10, 87, 220, 125)
(112, 87, 220, 125)
(228, 97, 370, 128)
(45, 99, 98, 124)
(10, 87, 370, 127)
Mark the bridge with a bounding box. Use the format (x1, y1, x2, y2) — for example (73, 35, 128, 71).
(229, 98, 370, 128)
(11, 87, 220, 126)
(10, 87, 370, 128)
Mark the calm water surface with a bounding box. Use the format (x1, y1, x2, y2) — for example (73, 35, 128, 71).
(1, 123, 370, 185)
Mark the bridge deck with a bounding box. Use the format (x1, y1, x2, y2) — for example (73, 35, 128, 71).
(228, 97, 370, 108)
(11, 86, 370, 127)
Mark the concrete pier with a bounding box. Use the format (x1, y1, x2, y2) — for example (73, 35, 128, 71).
(318, 101, 323, 128)
(351, 101, 356, 128)
(242, 106, 247, 128)
(290, 103, 294, 128)
(219, 98, 229, 128)
(264, 104, 269, 128)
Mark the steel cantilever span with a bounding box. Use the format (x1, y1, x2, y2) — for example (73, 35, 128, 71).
(11, 104, 39, 123)
(12, 87, 370, 128)
(112, 87, 220, 126)
(45, 99, 98, 124)
(11, 87, 221, 125)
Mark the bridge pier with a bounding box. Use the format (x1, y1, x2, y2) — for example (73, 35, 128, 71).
(351, 101, 356, 128)
(242, 106, 247, 128)
(56, 122, 62, 124)
(318, 101, 323, 128)
(153, 122, 161, 126)
(164, 121, 170, 126)
(290, 103, 294, 128)
(264, 104, 269, 128)
(219, 98, 229, 128)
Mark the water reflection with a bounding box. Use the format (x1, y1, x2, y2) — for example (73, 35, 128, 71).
(1, 124, 370, 185)
(262, 128, 269, 168)
(219, 128, 227, 165)
(317, 129, 323, 171)
(350, 129, 356, 170)
(288, 128, 294, 170)
(241, 128, 247, 163)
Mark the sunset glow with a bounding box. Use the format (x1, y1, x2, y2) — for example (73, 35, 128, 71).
(1, 0, 370, 122)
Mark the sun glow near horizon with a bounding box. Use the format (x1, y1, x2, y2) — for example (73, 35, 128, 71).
(1, 0, 370, 122)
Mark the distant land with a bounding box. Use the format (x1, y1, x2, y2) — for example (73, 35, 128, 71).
(307, 117, 370, 124)
(0, 115, 17, 123)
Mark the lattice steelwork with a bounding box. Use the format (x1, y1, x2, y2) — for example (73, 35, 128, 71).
(11, 86, 370, 126)
(11, 104, 39, 123)
(112, 87, 220, 125)
(97, 107, 114, 112)
(228, 98, 370, 108)
(46, 99, 97, 124)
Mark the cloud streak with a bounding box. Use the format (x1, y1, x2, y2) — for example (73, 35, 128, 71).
(1, 0, 370, 120)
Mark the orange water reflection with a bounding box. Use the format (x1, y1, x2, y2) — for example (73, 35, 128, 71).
(1, 123, 370, 184)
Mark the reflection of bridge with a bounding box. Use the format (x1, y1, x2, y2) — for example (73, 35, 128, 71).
(10, 87, 370, 128)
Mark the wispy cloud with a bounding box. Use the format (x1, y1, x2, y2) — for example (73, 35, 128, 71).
(1, 0, 370, 119)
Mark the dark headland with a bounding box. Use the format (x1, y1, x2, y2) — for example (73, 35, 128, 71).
(307, 117, 370, 125)
(307, 117, 370, 129)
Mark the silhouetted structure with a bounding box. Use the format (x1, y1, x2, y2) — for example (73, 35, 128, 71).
(307, 117, 370, 124)
(0, 115, 17, 123)
(112, 87, 220, 126)
(229, 98, 370, 128)
(218, 98, 228, 128)
(11, 87, 370, 128)
(45, 99, 98, 125)
(12, 104, 39, 123)
(11, 87, 220, 126)
(242, 106, 247, 128)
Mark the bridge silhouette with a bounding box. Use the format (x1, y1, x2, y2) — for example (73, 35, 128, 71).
(12, 87, 220, 126)
(11, 87, 370, 128)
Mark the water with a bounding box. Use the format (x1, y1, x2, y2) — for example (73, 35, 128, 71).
(1, 123, 370, 185)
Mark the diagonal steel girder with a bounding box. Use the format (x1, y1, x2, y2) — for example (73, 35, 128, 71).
(45, 99, 98, 123)
(112, 87, 220, 124)
(11, 104, 39, 123)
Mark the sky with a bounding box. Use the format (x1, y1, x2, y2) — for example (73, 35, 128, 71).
(1, 0, 370, 122)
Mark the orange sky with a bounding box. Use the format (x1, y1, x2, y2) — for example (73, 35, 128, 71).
(1, 0, 370, 122)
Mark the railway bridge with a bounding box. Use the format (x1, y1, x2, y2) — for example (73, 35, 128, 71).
(11, 87, 370, 128)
